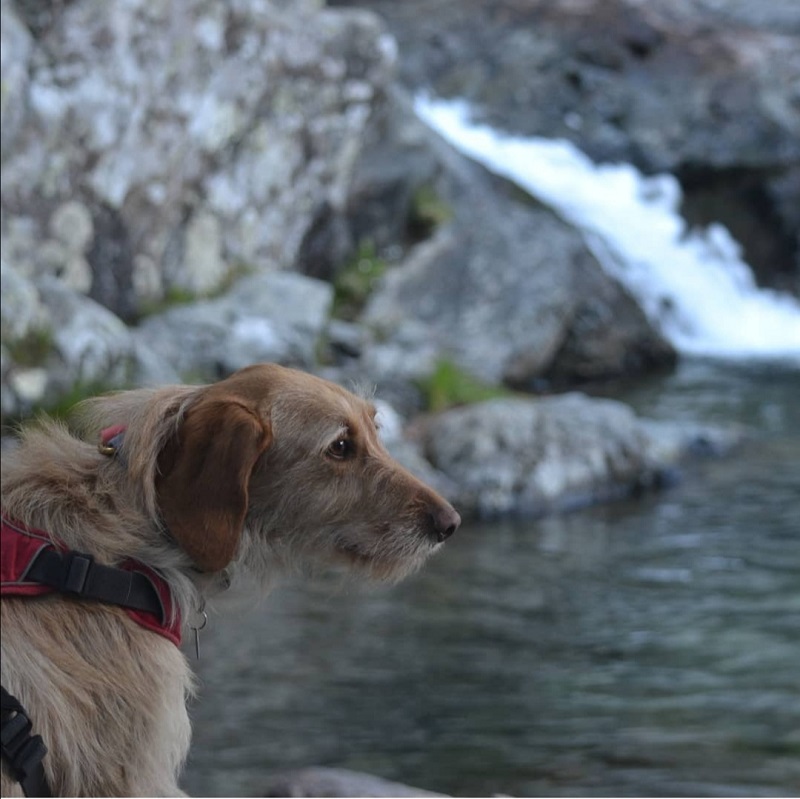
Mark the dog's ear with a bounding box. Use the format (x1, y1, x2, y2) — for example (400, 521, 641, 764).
(156, 396, 271, 572)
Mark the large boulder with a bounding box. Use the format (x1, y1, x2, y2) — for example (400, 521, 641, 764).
(0, 0, 396, 320)
(360, 124, 676, 400)
(420, 393, 739, 518)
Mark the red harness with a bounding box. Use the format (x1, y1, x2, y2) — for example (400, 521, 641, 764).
(1, 516, 181, 646)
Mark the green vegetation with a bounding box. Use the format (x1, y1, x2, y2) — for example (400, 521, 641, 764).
(417, 358, 512, 413)
(407, 184, 453, 241)
(332, 241, 387, 321)
(5, 328, 54, 368)
(138, 262, 255, 319)
(138, 286, 201, 318)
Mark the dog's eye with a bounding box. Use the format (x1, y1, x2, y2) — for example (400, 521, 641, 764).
(327, 438, 353, 460)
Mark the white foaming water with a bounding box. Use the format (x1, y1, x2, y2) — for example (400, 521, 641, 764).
(415, 96, 800, 361)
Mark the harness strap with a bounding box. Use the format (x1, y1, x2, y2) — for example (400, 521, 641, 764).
(24, 549, 167, 621)
(1, 686, 51, 798)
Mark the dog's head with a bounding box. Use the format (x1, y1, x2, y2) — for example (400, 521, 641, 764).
(148, 364, 459, 581)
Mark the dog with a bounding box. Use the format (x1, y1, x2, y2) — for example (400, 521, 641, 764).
(0, 363, 460, 796)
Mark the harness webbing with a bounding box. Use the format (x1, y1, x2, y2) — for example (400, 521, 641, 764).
(0, 686, 51, 798)
(1, 515, 182, 646)
(23, 547, 167, 618)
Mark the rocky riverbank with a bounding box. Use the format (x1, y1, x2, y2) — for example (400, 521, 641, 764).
(1, 0, 781, 520)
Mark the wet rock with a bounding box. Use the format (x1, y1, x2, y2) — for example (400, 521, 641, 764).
(353, 0, 800, 172)
(420, 393, 740, 517)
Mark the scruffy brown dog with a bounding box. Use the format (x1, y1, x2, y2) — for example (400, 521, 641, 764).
(0, 363, 459, 796)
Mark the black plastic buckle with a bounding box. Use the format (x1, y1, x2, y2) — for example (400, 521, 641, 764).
(63, 553, 93, 594)
(1, 709, 31, 750)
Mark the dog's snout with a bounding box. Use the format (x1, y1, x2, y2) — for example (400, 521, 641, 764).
(430, 504, 461, 543)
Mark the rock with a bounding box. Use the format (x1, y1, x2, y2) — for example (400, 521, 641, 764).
(353, 0, 800, 172)
(0, 261, 48, 342)
(535, 257, 678, 389)
(326, 319, 366, 361)
(0, 0, 32, 156)
(1, 261, 177, 420)
(134, 271, 333, 380)
(35, 278, 178, 390)
(181, 211, 226, 295)
(1, 262, 52, 418)
(346, 88, 440, 252)
(7, 368, 49, 408)
(420, 393, 740, 517)
(297, 81, 442, 283)
(261, 767, 446, 798)
(0, 0, 396, 319)
(49, 201, 94, 254)
(362, 135, 676, 393)
(342, 0, 800, 289)
(1, 0, 680, 408)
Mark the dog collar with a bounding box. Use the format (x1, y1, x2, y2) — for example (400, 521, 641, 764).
(98, 424, 127, 457)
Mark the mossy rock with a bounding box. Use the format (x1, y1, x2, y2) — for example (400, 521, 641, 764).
(407, 184, 453, 242)
(137, 262, 256, 320)
(5, 328, 54, 368)
(332, 241, 387, 321)
(418, 358, 513, 413)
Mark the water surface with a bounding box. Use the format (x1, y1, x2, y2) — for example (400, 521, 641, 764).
(184, 361, 799, 797)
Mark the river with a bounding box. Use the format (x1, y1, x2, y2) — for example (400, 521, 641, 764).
(183, 358, 799, 797)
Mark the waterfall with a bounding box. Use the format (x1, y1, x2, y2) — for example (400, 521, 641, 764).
(415, 96, 800, 362)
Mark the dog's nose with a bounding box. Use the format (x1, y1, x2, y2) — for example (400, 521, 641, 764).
(431, 504, 461, 543)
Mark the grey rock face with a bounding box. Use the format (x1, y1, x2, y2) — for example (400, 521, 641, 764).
(1, 0, 395, 319)
(0, 0, 682, 415)
(0, 261, 47, 343)
(0, 0, 33, 157)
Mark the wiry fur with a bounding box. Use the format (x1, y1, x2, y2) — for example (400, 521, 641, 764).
(1, 363, 459, 796)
